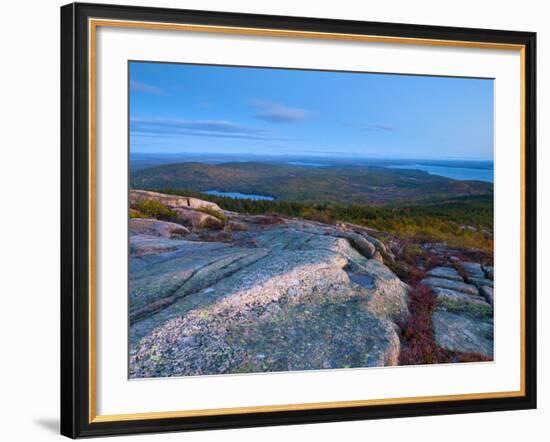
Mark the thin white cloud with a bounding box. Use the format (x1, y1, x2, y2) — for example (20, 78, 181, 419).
(363, 124, 396, 132)
(252, 100, 308, 123)
(130, 118, 271, 141)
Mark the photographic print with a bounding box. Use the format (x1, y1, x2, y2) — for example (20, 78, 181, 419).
(128, 61, 495, 378)
(61, 5, 536, 436)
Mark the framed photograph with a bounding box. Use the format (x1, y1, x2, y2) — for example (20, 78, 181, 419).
(60, 2, 537, 438)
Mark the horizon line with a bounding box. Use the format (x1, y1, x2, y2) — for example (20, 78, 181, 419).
(130, 151, 494, 162)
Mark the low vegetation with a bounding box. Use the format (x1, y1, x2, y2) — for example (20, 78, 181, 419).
(134, 199, 177, 221)
(398, 284, 445, 365)
(129, 208, 145, 219)
(154, 188, 493, 252)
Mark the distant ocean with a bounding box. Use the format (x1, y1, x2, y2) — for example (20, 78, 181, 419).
(387, 164, 494, 183)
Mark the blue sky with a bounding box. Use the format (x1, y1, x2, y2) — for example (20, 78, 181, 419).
(129, 61, 494, 160)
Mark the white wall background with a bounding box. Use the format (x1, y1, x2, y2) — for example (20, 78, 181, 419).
(0, 0, 546, 440)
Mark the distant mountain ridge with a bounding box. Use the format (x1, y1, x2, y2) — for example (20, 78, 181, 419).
(131, 161, 493, 205)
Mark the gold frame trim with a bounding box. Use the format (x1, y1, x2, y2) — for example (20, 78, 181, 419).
(88, 18, 527, 424)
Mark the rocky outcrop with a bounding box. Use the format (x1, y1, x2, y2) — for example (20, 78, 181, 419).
(420, 277, 479, 297)
(171, 207, 223, 230)
(421, 263, 493, 358)
(364, 235, 388, 255)
(467, 277, 494, 289)
(128, 191, 409, 377)
(129, 218, 190, 238)
(128, 189, 494, 376)
(432, 288, 492, 317)
(427, 266, 463, 282)
(460, 262, 485, 279)
(130, 189, 222, 212)
(432, 310, 493, 357)
(343, 223, 388, 256)
(130, 245, 403, 377)
(336, 231, 376, 259)
(130, 189, 226, 231)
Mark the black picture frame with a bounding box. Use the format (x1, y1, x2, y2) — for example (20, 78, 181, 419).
(61, 2, 537, 438)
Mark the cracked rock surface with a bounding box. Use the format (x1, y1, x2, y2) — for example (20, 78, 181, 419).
(421, 265, 493, 357)
(129, 200, 408, 377)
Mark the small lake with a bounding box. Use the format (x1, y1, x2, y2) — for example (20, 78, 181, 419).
(287, 161, 326, 167)
(387, 164, 494, 183)
(205, 190, 275, 201)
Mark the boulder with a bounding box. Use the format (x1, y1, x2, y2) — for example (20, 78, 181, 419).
(129, 218, 189, 238)
(420, 277, 479, 297)
(368, 236, 388, 255)
(427, 266, 463, 282)
(432, 287, 485, 304)
(432, 287, 492, 318)
(130, 189, 222, 212)
(336, 231, 376, 259)
(172, 208, 223, 230)
(433, 309, 493, 358)
(460, 262, 485, 279)
(352, 232, 388, 255)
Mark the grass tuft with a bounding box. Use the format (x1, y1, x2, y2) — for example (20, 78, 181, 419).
(134, 199, 177, 221)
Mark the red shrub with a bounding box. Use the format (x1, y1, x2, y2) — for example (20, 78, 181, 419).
(398, 282, 492, 365)
(398, 284, 447, 365)
(406, 267, 427, 285)
(453, 352, 493, 363)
